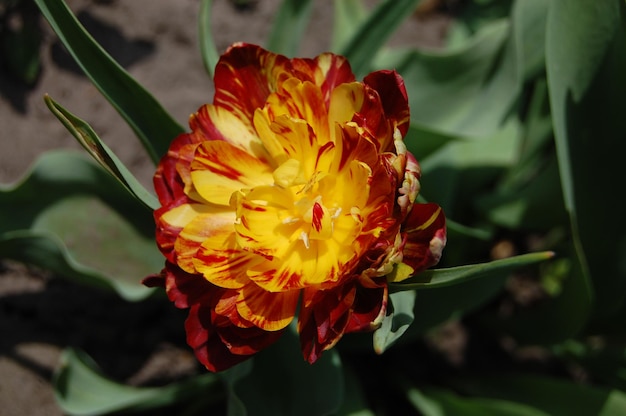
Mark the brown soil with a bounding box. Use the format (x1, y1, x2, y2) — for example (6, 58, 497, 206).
(0, 1, 450, 414)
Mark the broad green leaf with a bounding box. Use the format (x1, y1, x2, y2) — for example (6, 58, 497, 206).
(199, 0, 219, 78)
(445, 0, 514, 48)
(476, 157, 567, 230)
(378, 19, 518, 138)
(54, 348, 221, 415)
(390, 251, 554, 291)
(405, 122, 462, 162)
(454, 373, 626, 416)
(0, 231, 153, 301)
(495, 77, 553, 193)
(339, 0, 422, 78)
(546, 0, 626, 317)
(225, 326, 344, 416)
(331, 0, 368, 52)
(511, 0, 548, 83)
(0, 151, 158, 301)
(266, 0, 314, 56)
(44, 95, 159, 211)
(418, 118, 521, 219)
(373, 291, 417, 354)
(33, 0, 184, 163)
(407, 387, 550, 416)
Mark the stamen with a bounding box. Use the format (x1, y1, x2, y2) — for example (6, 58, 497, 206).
(299, 231, 310, 249)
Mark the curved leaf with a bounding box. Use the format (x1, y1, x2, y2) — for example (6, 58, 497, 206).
(54, 348, 221, 415)
(33, 0, 184, 162)
(0, 151, 158, 301)
(407, 387, 550, 416)
(390, 251, 555, 292)
(454, 373, 626, 416)
(44, 95, 159, 211)
(373, 291, 416, 354)
(546, 0, 626, 317)
(376, 20, 517, 138)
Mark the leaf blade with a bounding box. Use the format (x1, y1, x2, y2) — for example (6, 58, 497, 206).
(390, 251, 555, 292)
(33, 0, 184, 162)
(44, 95, 159, 211)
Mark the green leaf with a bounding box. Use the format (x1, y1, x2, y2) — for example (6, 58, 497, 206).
(407, 386, 550, 416)
(54, 348, 221, 415)
(373, 291, 417, 354)
(511, 0, 548, 83)
(476, 157, 567, 231)
(391, 251, 555, 291)
(33, 0, 184, 163)
(444, 0, 514, 48)
(44, 95, 159, 211)
(418, 118, 521, 220)
(405, 122, 462, 162)
(407, 265, 510, 336)
(387, 253, 555, 339)
(331, 0, 368, 52)
(266, 0, 314, 56)
(225, 326, 344, 416)
(377, 19, 518, 139)
(198, 0, 219, 78)
(546, 0, 626, 317)
(339, 0, 422, 78)
(0, 151, 159, 301)
(454, 373, 626, 416)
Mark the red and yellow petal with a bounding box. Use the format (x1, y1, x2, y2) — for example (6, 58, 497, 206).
(168, 207, 235, 273)
(396, 203, 447, 279)
(213, 43, 291, 124)
(291, 52, 355, 105)
(189, 104, 270, 162)
(186, 302, 282, 372)
(298, 283, 356, 364)
(236, 283, 300, 331)
(194, 232, 262, 290)
(190, 140, 273, 207)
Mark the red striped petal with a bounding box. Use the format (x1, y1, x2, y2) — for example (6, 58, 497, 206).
(186, 302, 282, 372)
(402, 203, 447, 274)
(213, 43, 291, 125)
(236, 283, 300, 331)
(298, 283, 356, 364)
(190, 140, 273, 206)
(363, 70, 410, 138)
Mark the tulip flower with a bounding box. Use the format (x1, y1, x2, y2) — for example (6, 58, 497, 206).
(145, 43, 446, 372)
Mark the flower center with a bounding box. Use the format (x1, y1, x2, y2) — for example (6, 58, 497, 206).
(276, 164, 341, 249)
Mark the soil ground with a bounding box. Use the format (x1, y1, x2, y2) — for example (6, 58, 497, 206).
(0, 1, 449, 414)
